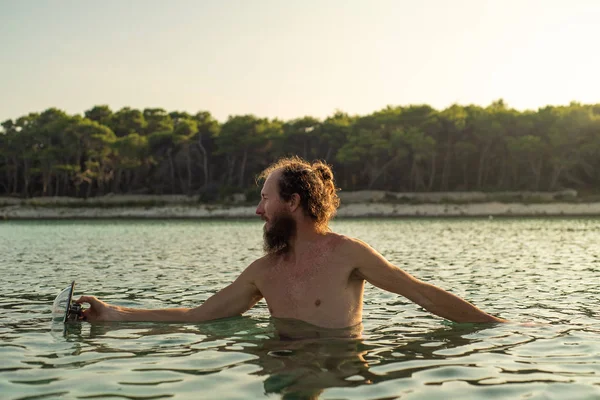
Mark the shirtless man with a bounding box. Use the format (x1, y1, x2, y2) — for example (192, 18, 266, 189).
(77, 156, 505, 327)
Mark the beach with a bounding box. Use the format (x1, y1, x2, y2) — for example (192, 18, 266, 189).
(2, 191, 600, 219)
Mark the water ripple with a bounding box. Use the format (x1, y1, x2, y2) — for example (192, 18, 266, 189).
(1, 219, 600, 399)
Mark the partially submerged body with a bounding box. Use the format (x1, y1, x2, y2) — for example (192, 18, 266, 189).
(78, 232, 504, 327)
(254, 233, 365, 328)
(77, 157, 505, 328)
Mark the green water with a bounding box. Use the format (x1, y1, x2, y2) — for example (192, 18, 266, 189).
(1, 219, 599, 399)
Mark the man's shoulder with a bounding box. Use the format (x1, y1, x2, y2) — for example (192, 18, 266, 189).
(325, 232, 372, 255)
(325, 233, 381, 279)
(245, 252, 287, 273)
(238, 255, 273, 285)
(246, 254, 274, 271)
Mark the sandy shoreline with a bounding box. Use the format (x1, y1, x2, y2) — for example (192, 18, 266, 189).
(3, 202, 600, 220)
(2, 191, 599, 219)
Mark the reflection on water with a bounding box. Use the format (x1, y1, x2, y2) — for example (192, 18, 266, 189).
(1, 219, 600, 399)
(47, 317, 506, 399)
(40, 316, 600, 399)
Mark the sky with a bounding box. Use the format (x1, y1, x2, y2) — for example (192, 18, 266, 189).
(1, 0, 599, 122)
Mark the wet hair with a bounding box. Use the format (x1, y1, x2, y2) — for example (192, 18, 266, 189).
(258, 156, 340, 232)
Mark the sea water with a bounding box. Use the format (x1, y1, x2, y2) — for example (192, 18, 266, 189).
(1, 218, 599, 399)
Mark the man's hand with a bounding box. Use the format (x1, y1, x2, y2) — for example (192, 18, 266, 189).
(76, 296, 123, 322)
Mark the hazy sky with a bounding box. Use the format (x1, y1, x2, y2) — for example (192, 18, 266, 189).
(1, 0, 599, 122)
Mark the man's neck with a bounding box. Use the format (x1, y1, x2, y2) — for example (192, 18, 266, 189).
(287, 222, 326, 256)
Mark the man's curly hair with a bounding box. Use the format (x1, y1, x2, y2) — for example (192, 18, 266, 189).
(258, 156, 340, 232)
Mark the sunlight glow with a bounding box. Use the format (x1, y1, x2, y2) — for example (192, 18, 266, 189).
(0, 0, 598, 121)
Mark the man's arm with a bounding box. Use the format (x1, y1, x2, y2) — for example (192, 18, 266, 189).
(352, 239, 505, 323)
(77, 261, 263, 323)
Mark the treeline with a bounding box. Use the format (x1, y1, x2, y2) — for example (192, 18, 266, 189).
(1, 100, 600, 200)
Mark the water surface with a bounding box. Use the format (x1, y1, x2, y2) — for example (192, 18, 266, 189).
(1, 218, 599, 399)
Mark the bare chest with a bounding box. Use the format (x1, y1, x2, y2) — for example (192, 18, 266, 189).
(256, 252, 362, 322)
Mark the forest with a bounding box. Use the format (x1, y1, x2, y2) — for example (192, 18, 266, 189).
(1, 100, 599, 201)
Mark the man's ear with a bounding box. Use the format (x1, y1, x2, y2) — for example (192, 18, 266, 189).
(289, 193, 301, 212)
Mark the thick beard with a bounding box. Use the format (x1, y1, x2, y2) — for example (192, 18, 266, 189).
(263, 212, 296, 255)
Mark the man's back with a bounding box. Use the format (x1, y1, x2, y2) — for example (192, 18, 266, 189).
(253, 233, 366, 329)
